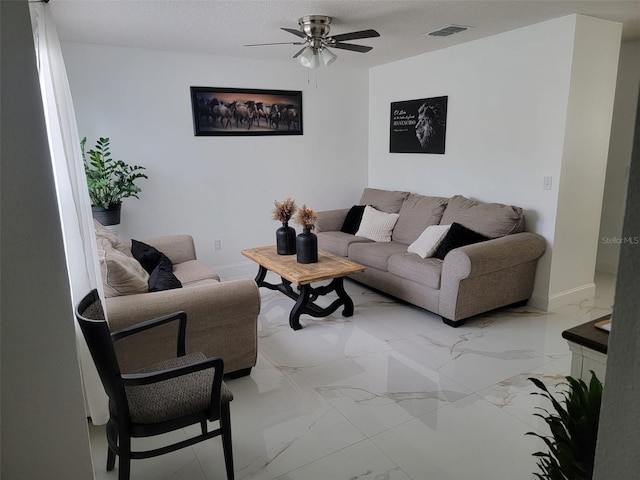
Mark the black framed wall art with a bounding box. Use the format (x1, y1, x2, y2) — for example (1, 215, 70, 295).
(389, 96, 448, 154)
(191, 87, 303, 136)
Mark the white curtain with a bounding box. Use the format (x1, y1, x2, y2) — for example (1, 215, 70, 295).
(30, 3, 109, 425)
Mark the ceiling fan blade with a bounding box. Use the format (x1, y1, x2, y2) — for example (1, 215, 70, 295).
(332, 42, 373, 53)
(245, 41, 305, 47)
(281, 27, 307, 39)
(330, 29, 380, 42)
(293, 47, 307, 58)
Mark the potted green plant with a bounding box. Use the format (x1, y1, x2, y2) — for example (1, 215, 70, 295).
(81, 137, 148, 227)
(526, 372, 603, 480)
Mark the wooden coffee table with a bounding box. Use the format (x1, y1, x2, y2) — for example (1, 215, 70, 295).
(241, 245, 365, 330)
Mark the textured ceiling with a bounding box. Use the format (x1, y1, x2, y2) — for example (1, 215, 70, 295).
(50, 0, 640, 68)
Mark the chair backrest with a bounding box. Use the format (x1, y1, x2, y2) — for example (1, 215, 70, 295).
(76, 289, 127, 413)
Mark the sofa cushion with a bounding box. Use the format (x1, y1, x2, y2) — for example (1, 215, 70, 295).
(407, 224, 451, 258)
(440, 195, 524, 238)
(388, 254, 443, 289)
(148, 254, 183, 292)
(94, 219, 134, 257)
(340, 205, 366, 234)
(131, 239, 163, 274)
(317, 231, 373, 257)
(359, 188, 410, 214)
(392, 194, 449, 244)
(99, 245, 149, 298)
(173, 260, 220, 286)
(348, 241, 409, 271)
(434, 222, 490, 260)
(355, 206, 400, 242)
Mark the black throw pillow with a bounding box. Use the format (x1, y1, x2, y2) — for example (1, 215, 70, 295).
(340, 205, 367, 234)
(148, 254, 182, 292)
(131, 239, 162, 274)
(434, 222, 490, 260)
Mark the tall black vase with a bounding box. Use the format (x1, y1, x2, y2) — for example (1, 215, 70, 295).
(276, 222, 296, 255)
(296, 228, 318, 264)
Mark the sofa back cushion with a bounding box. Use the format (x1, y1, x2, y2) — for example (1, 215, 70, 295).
(392, 194, 449, 244)
(440, 195, 524, 238)
(359, 188, 410, 214)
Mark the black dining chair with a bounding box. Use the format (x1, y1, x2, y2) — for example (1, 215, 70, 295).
(76, 289, 234, 480)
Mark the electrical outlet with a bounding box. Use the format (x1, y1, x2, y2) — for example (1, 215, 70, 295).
(214, 240, 221, 251)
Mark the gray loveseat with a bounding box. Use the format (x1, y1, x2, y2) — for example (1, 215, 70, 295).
(316, 188, 546, 327)
(94, 221, 260, 376)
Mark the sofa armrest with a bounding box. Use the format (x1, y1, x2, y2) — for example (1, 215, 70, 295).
(144, 235, 197, 264)
(442, 232, 546, 281)
(315, 208, 350, 233)
(439, 232, 546, 322)
(105, 279, 260, 374)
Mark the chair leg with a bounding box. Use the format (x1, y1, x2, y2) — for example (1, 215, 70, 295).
(106, 422, 117, 471)
(201, 419, 208, 435)
(118, 435, 131, 480)
(220, 403, 234, 480)
(107, 446, 116, 471)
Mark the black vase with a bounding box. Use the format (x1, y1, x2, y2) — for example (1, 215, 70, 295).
(296, 228, 318, 264)
(276, 222, 296, 255)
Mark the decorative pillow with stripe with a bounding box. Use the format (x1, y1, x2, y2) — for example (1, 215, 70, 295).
(355, 205, 400, 242)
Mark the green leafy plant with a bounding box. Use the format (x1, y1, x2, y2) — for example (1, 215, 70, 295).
(526, 372, 603, 480)
(81, 137, 148, 209)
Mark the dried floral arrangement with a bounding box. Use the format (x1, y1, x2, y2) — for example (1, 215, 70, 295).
(295, 204, 317, 231)
(272, 197, 297, 224)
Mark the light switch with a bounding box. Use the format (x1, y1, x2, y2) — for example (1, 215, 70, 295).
(543, 176, 552, 190)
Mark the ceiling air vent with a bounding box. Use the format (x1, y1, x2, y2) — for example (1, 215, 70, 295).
(428, 25, 468, 37)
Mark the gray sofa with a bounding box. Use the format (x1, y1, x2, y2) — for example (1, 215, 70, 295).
(316, 188, 546, 327)
(94, 221, 260, 376)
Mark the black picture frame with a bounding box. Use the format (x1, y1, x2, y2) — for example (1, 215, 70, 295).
(389, 96, 448, 154)
(190, 87, 303, 136)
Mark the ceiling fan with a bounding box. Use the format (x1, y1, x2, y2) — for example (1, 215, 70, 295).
(245, 15, 380, 68)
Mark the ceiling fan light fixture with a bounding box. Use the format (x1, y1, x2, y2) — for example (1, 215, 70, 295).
(319, 47, 337, 67)
(297, 46, 321, 68)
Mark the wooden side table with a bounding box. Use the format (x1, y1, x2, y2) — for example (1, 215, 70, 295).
(561, 315, 610, 383)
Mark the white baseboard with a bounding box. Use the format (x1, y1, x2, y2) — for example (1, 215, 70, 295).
(527, 293, 550, 312)
(530, 282, 597, 312)
(552, 282, 597, 311)
(214, 261, 257, 281)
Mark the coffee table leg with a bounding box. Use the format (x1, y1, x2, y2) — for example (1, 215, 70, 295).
(254, 265, 268, 286)
(334, 277, 354, 317)
(289, 284, 311, 331)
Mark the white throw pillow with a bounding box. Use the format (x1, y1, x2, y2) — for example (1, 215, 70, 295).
(407, 224, 452, 258)
(355, 205, 400, 242)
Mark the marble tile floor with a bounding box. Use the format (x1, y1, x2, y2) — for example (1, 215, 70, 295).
(88, 272, 615, 480)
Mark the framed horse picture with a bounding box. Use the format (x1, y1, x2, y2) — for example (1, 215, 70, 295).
(190, 87, 303, 136)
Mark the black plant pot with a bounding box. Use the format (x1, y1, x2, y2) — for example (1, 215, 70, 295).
(276, 222, 296, 255)
(296, 228, 318, 264)
(92, 204, 121, 226)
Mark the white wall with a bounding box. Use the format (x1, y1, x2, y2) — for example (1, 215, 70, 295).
(62, 43, 369, 277)
(596, 40, 640, 274)
(550, 15, 621, 306)
(369, 15, 621, 309)
(0, 1, 95, 478)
